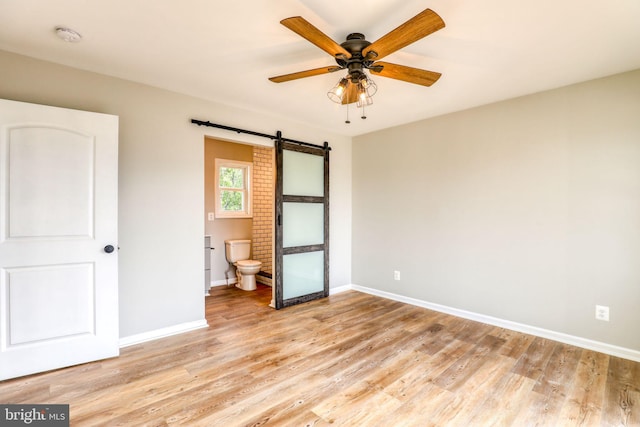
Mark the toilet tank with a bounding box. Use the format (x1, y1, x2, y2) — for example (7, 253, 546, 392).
(224, 239, 251, 262)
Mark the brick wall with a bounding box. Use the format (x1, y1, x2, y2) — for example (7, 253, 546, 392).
(252, 146, 274, 276)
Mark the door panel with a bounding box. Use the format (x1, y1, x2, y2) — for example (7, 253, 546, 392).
(0, 99, 119, 380)
(282, 149, 324, 196)
(6, 263, 94, 344)
(8, 126, 94, 238)
(282, 251, 325, 300)
(282, 202, 324, 248)
(275, 140, 329, 309)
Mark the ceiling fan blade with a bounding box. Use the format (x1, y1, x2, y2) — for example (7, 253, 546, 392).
(269, 66, 342, 83)
(363, 9, 445, 61)
(342, 81, 359, 105)
(370, 62, 441, 87)
(281, 16, 352, 59)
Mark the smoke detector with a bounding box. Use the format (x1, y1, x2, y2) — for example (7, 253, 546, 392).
(55, 26, 82, 42)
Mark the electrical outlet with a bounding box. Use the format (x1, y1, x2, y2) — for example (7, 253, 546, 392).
(595, 305, 609, 321)
(207, 212, 215, 221)
(394, 271, 401, 281)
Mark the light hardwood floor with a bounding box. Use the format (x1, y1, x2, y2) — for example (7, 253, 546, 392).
(1, 285, 639, 426)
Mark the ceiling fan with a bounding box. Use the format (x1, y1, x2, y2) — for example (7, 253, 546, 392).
(269, 8, 445, 107)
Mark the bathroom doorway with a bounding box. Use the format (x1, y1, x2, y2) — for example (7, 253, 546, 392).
(204, 137, 275, 298)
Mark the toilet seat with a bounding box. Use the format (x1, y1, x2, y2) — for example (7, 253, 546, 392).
(236, 260, 261, 268)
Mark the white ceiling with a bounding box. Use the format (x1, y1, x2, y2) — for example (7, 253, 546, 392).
(1, 0, 639, 137)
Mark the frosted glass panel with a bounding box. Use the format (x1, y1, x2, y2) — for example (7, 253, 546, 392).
(283, 251, 324, 300)
(283, 150, 324, 196)
(283, 203, 324, 248)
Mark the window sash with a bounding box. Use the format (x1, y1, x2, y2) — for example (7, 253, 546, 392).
(220, 189, 246, 212)
(215, 159, 252, 218)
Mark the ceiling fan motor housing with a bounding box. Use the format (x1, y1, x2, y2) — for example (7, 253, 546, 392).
(338, 33, 378, 81)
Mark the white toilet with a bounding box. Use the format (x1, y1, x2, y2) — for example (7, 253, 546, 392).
(224, 239, 262, 291)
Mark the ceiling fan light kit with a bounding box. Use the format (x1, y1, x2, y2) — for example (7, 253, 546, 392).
(269, 8, 445, 123)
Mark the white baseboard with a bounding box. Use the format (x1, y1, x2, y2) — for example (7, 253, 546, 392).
(348, 284, 640, 363)
(329, 285, 352, 295)
(212, 278, 237, 287)
(119, 319, 209, 348)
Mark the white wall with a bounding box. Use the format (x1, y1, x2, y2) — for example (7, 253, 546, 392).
(0, 50, 352, 339)
(353, 69, 640, 352)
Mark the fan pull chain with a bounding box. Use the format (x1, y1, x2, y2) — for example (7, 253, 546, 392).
(361, 103, 367, 120)
(345, 102, 350, 124)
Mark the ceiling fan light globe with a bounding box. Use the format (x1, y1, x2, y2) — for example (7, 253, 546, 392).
(327, 77, 349, 103)
(357, 73, 377, 97)
(358, 73, 370, 88)
(356, 94, 373, 108)
(367, 80, 377, 97)
(327, 91, 342, 103)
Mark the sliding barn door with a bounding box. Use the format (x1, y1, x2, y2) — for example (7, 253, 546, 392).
(274, 139, 329, 309)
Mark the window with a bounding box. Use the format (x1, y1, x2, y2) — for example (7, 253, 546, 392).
(215, 158, 252, 218)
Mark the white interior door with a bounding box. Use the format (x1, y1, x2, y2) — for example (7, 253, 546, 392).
(0, 99, 119, 380)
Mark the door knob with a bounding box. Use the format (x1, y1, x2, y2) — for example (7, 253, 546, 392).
(104, 245, 115, 254)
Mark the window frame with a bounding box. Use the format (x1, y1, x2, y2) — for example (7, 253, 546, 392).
(214, 158, 253, 219)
